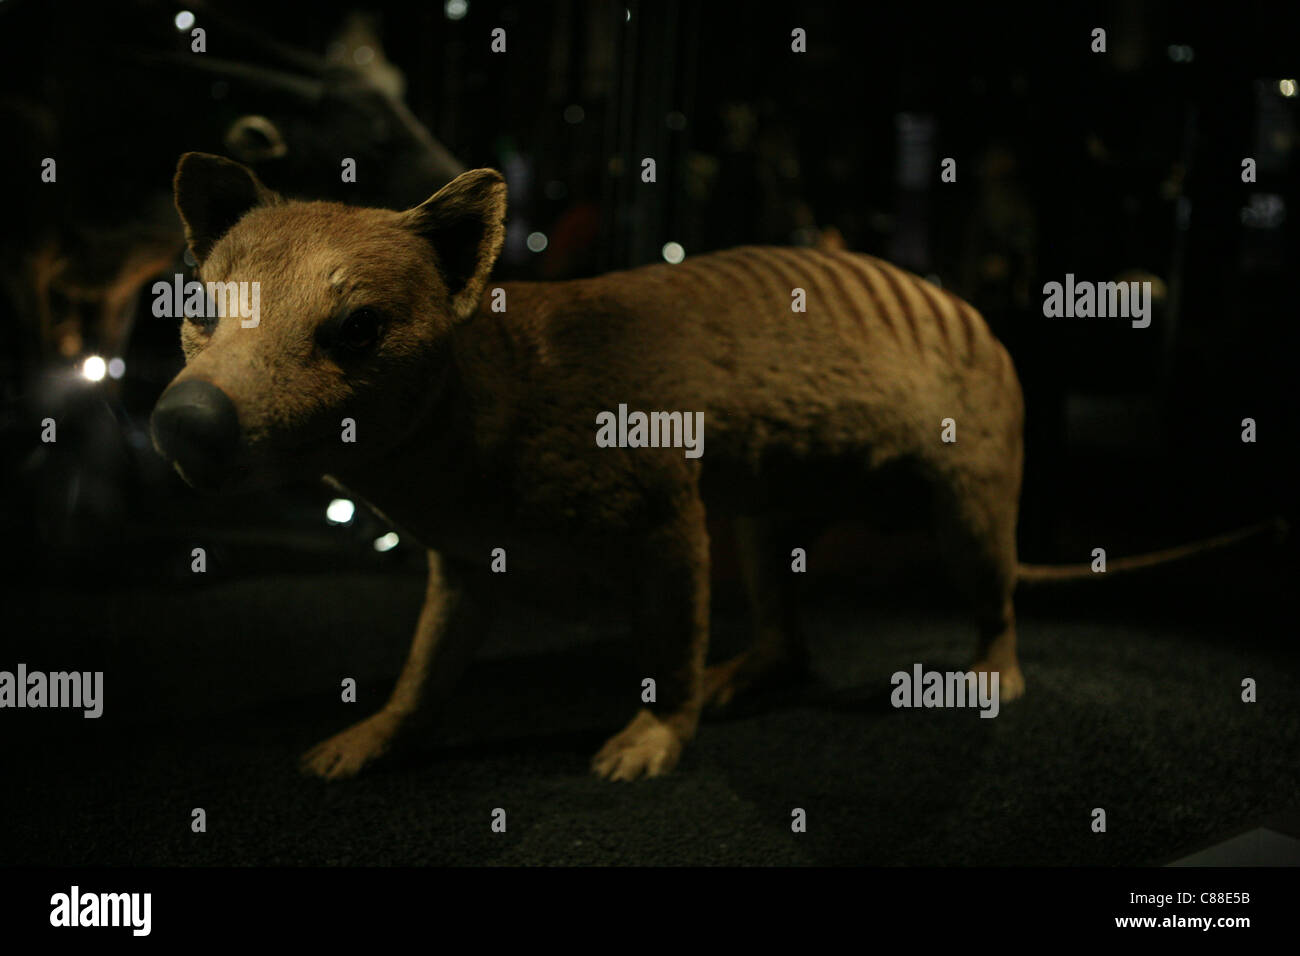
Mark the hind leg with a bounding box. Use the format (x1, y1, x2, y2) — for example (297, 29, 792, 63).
(971, 595, 1024, 701)
(703, 515, 810, 710)
(933, 473, 1026, 703)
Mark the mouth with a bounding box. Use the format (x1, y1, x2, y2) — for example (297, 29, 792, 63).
(171, 453, 290, 495)
(171, 458, 235, 493)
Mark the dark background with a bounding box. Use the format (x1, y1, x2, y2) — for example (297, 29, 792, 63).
(0, 0, 1296, 866)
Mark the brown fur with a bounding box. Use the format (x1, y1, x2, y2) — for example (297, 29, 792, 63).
(160, 153, 1028, 781)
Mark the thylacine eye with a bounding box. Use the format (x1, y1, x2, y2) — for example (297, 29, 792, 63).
(335, 307, 384, 353)
(186, 312, 218, 334)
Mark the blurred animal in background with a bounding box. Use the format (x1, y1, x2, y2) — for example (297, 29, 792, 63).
(0, 2, 463, 388)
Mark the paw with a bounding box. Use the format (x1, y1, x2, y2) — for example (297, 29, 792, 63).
(971, 661, 1025, 702)
(300, 710, 403, 780)
(591, 710, 684, 782)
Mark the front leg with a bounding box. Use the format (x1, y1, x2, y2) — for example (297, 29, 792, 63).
(592, 493, 710, 781)
(301, 549, 489, 780)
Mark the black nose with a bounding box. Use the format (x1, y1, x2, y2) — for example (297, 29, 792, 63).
(151, 380, 240, 488)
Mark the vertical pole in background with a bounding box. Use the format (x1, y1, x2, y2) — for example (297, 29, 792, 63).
(890, 112, 936, 274)
(599, 0, 693, 271)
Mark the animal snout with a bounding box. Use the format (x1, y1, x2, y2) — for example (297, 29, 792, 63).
(150, 380, 241, 488)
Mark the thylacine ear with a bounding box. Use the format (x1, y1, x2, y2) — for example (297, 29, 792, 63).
(402, 168, 507, 322)
(173, 152, 281, 266)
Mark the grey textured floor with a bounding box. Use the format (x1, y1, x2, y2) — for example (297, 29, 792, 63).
(4, 559, 1297, 866)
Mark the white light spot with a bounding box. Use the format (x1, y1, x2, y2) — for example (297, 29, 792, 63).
(326, 498, 356, 524)
(174, 11, 195, 31)
(107, 358, 126, 380)
(445, 0, 468, 20)
(1281, 79, 1297, 98)
(373, 532, 400, 552)
(353, 45, 375, 66)
(626, 8, 631, 21)
(81, 355, 107, 382)
(526, 231, 549, 253)
(662, 242, 685, 264)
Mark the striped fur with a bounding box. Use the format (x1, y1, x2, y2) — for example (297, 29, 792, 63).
(500, 245, 1026, 506)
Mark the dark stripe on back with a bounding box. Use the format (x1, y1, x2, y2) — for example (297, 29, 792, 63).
(675, 258, 731, 303)
(779, 248, 874, 340)
(748, 247, 847, 336)
(813, 251, 876, 338)
(704, 251, 780, 315)
(943, 288, 979, 360)
(827, 251, 904, 345)
(909, 275, 954, 352)
(863, 257, 927, 353)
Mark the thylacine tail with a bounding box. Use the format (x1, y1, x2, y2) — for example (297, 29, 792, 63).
(1016, 517, 1288, 585)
